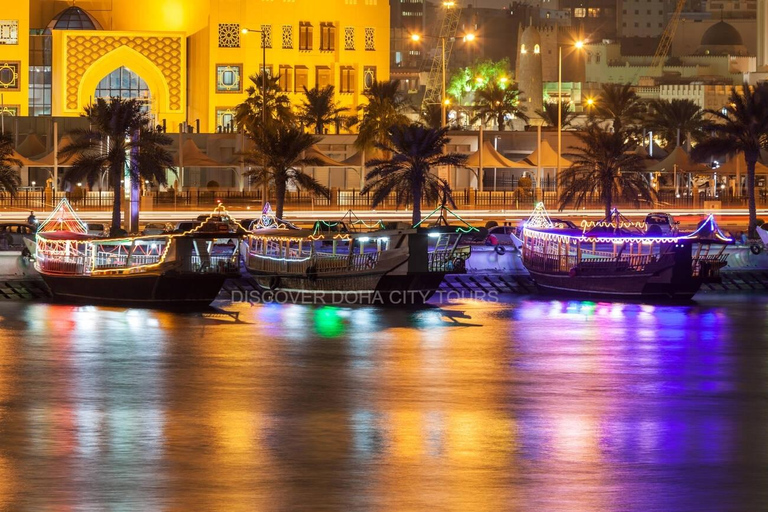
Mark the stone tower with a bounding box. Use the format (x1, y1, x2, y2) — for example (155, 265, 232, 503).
(516, 25, 544, 118)
(759, 0, 768, 68)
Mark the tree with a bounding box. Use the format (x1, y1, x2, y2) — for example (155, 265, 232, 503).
(646, 98, 705, 150)
(0, 131, 21, 197)
(356, 80, 410, 151)
(559, 125, 656, 217)
(447, 58, 513, 106)
(692, 83, 768, 236)
(243, 125, 330, 219)
(419, 103, 444, 130)
(60, 98, 174, 235)
(235, 72, 294, 132)
(595, 83, 645, 132)
(472, 82, 528, 130)
(534, 101, 577, 130)
(362, 123, 468, 225)
(297, 85, 349, 135)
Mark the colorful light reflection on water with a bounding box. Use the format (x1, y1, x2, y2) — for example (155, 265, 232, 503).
(0, 296, 766, 511)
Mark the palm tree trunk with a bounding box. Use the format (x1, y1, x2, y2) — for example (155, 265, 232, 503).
(275, 179, 287, 220)
(497, 113, 505, 131)
(412, 182, 422, 227)
(111, 164, 122, 236)
(604, 178, 612, 219)
(746, 150, 758, 236)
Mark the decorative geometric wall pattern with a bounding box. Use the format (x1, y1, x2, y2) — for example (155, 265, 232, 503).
(364, 27, 375, 51)
(218, 24, 240, 48)
(65, 34, 183, 111)
(0, 62, 20, 90)
(282, 25, 293, 49)
(363, 66, 376, 90)
(261, 25, 272, 49)
(216, 64, 242, 93)
(344, 27, 355, 50)
(0, 20, 18, 45)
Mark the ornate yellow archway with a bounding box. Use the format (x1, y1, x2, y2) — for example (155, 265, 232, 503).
(78, 45, 170, 117)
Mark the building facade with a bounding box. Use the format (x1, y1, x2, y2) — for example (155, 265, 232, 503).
(0, 0, 390, 133)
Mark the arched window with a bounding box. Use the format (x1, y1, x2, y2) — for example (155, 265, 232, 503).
(521, 44, 527, 54)
(94, 67, 151, 110)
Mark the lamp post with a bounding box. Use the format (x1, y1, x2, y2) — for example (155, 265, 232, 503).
(557, 40, 584, 185)
(242, 27, 268, 128)
(242, 27, 268, 202)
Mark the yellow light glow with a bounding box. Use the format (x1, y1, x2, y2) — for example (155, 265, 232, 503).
(464, 33, 476, 42)
(444, 99, 451, 105)
(411, 34, 421, 42)
(242, 28, 249, 34)
(586, 98, 594, 106)
(499, 77, 508, 83)
(574, 40, 585, 49)
(443, 1, 456, 7)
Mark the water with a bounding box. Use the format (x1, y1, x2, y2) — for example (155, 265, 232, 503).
(1, 295, 767, 511)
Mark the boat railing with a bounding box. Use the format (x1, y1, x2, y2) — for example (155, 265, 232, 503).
(93, 253, 163, 269)
(189, 254, 239, 274)
(248, 250, 382, 274)
(37, 256, 87, 275)
(692, 253, 729, 279)
(429, 248, 468, 272)
(525, 251, 659, 274)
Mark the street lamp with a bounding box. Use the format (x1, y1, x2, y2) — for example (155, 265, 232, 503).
(557, 40, 585, 183)
(242, 27, 269, 203)
(242, 27, 268, 128)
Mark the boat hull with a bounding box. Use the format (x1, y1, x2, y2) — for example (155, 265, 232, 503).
(245, 269, 447, 305)
(39, 271, 228, 308)
(527, 269, 702, 301)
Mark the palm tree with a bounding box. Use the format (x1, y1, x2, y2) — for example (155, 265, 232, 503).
(235, 72, 294, 132)
(356, 79, 410, 151)
(60, 98, 174, 235)
(559, 125, 656, 218)
(647, 99, 705, 150)
(297, 85, 348, 135)
(472, 82, 528, 130)
(419, 103, 444, 130)
(534, 101, 577, 130)
(692, 83, 768, 236)
(595, 83, 645, 132)
(0, 131, 22, 197)
(243, 125, 330, 219)
(362, 123, 468, 226)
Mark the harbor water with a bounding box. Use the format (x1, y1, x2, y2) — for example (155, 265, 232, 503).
(0, 295, 767, 511)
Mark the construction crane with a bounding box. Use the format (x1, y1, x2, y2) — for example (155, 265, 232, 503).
(650, 0, 688, 70)
(420, 2, 463, 113)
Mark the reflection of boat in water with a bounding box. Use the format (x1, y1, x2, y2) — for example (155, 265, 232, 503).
(34, 201, 242, 307)
(244, 206, 469, 304)
(520, 204, 731, 300)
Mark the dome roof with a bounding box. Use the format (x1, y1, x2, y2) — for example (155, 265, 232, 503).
(520, 25, 542, 47)
(700, 21, 743, 47)
(46, 6, 102, 32)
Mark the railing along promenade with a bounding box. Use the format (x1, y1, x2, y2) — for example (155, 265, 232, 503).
(1, 189, 760, 212)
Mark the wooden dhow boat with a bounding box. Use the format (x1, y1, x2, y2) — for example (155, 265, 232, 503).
(34, 201, 244, 307)
(243, 204, 470, 304)
(520, 204, 731, 300)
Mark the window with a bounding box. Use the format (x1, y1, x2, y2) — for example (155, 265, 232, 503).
(0, 62, 20, 91)
(316, 66, 331, 88)
(364, 27, 375, 50)
(215, 107, 237, 131)
(588, 8, 601, 16)
(320, 22, 336, 51)
(279, 65, 292, 92)
(646, 22, 651, 27)
(0, 20, 18, 45)
(299, 22, 313, 51)
(521, 43, 527, 54)
(294, 66, 308, 92)
(363, 66, 376, 90)
(340, 67, 355, 93)
(574, 7, 586, 17)
(94, 67, 150, 111)
(344, 27, 355, 50)
(216, 64, 242, 93)
(534, 44, 540, 54)
(261, 25, 272, 48)
(282, 25, 293, 49)
(260, 64, 273, 78)
(218, 23, 240, 48)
